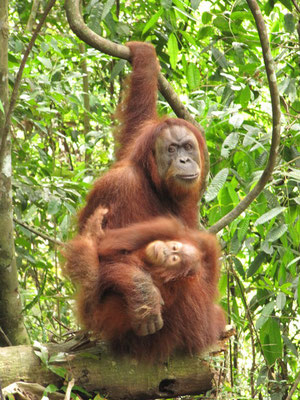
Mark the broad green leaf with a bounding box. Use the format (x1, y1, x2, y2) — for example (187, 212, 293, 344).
(233, 257, 245, 279)
(198, 26, 215, 39)
(231, 230, 241, 255)
(180, 31, 197, 47)
(266, 224, 288, 242)
(285, 168, 300, 182)
(231, 11, 251, 21)
(298, 279, 300, 306)
(260, 318, 283, 366)
(37, 56, 52, 69)
(44, 384, 59, 394)
(205, 168, 229, 202)
(168, 33, 179, 70)
(110, 59, 126, 81)
(211, 47, 229, 69)
(33, 341, 49, 365)
(238, 85, 251, 108)
(213, 16, 229, 31)
(186, 63, 200, 90)
(254, 207, 285, 226)
(191, 0, 201, 9)
(238, 215, 250, 242)
(48, 365, 67, 379)
(0, 100, 4, 114)
(221, 132, 239, 158)
(227, 184, 239, 204)
(256, 301, 275, 330)
(25, 204, 38, 221)
(282, 335, 298, 357)
(142, 9, 163, 35)
(276, 293, 286, 310)
(202, 11, 212, 24)
(284, 14, 295, 32)
(229, 114, 244, 129)
(48, 197, 61, 215)
(278, 0, 293, 11)
(101, 0, 115, 20)
(247, 252, 266, 278)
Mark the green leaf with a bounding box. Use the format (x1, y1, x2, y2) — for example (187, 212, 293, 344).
(205, 168, 229, 202)
(221, 132, 239, 158)
(282, 335, 298, 357)
(231, 230, 241, 255)
(25, 205, 38, 222)
(44, 384, 59, 394)
(186, 63, 200, 90)
(276, 292, 286, 310)
(180, 31, 197, 47)
(168, 33, 179, 70)
(202, 11, 212, 24)
(260, 318, 283, 366)
(254, 207, 285, 226)
(238, 215, 250, 242)
(256, 301, 275, 330)
(33, 341, 49, 365)
(213, 16, 229, 31)
(231, 11, 251, 21)
(48, 197, 61, 215)
(233, 257, 245, 279)
(110, 59, 126, 81)
(266, 224, 287, 242)
(0, 100, 4, 114)
(211, 47, 229, 69)
(48, 365, 67, 379)
(142, 8, 163, 35)
(37, 56, 52, 69)
(238, 85, 251, 108)
(247, 252, 266, 278)
(198, 26, 215, 39)
(284, 14, 295, 32)
(278, 0, 293, 11)
(191, 0, 201, 9)
(101, 0, 115, 20)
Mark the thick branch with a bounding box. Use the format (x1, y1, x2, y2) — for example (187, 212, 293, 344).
(209, 0, 281, 233)
(0, 339, 221, 399)
(0, 0, 56, 172)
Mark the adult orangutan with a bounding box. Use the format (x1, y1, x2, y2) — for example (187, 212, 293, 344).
(64, 208, 226, 361)
(73, 41, 208, 336)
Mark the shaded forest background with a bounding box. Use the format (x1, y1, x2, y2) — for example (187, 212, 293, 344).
(0, 0, 299, 399)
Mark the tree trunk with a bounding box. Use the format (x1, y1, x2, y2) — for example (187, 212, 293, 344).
(0, 338, 221, 399)
(0, 0, 30, 346)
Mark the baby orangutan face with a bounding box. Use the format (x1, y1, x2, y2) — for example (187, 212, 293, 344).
(145, 240, 200, 269)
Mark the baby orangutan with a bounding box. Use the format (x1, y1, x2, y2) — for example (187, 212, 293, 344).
(64, 208, 226, 362)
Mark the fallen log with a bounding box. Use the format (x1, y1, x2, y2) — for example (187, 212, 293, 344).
(0, 329, 234, 399)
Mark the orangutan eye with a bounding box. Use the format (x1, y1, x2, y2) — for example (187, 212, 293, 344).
(184, 142, 193, 151)
(169, 255, 180, 265)
(172, 244, 178, 251)
(168, 145, 176, 153)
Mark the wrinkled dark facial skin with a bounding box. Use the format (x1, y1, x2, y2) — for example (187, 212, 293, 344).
(155, 126, 201, 185)
(144, 240, 199, 269)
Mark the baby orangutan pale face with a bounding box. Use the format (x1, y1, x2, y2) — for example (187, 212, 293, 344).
(145, 240, 199, 268)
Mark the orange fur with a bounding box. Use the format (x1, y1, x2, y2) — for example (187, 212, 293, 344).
(64, 215, 226, 362)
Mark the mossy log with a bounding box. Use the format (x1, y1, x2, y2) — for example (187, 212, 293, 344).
(0, 333, 232, 399)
